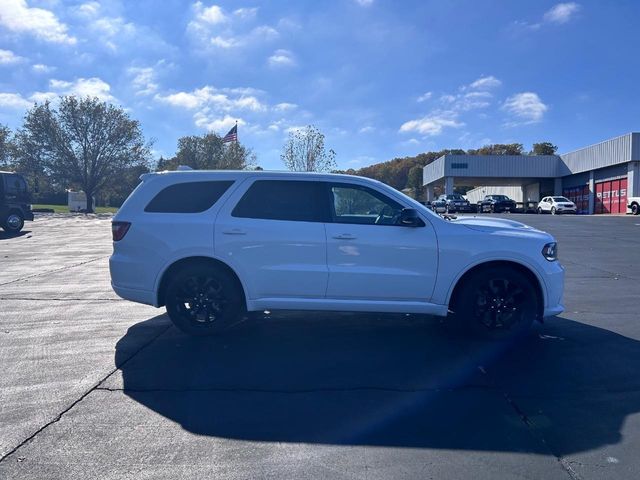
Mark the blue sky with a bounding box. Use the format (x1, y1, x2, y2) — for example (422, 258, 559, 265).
(0, 0, 638, 170)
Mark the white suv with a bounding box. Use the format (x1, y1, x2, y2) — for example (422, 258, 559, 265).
(110, 171, 564, 339)
(538, 196, 577, 215)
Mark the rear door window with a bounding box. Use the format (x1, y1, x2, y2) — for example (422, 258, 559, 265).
(231, 180, 327, 222)
(145, 181, 234, 213)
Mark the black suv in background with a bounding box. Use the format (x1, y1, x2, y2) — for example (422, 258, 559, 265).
(0, 171, 34, 233)
(477, 194, 517, 213)
(436, 194, 472, 213)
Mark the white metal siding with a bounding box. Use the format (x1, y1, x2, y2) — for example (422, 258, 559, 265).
(465, 185, 525, 203)
(560, 133, 635, 174)
(443, 155, 562, 178)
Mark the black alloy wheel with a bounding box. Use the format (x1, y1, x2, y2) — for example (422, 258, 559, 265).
(165, 265, 243, 336)
(449, 266, 537, 340)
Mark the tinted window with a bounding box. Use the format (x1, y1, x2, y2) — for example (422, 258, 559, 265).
(553, 197, 570, 202)
(4, 175, 27, 196)
(330, 184, 403, 225)
(232, 180, 326, 222)
(145, 181, 233, 213)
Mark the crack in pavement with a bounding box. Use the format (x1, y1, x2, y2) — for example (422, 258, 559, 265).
(477, 367, 583, 480)
(0, 321, 173, 464)
(0, 256, 109, 287)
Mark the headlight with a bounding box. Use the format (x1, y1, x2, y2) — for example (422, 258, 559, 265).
(542, 242, 558, 261)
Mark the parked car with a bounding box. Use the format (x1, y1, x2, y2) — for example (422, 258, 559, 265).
(627, 196, 640, 215)
(477, 195, 517, 213)
(0, 171, 34, 233)
(537, 196, 577, 215)
(110, 171, 564, 340)
(436, 194, 473, 213)
(429, 197, 447, 214)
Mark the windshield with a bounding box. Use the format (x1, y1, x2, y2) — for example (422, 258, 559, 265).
(492, 195, 509, 200)
(553, 196, 571, 202)
(446, 195, 464, 200)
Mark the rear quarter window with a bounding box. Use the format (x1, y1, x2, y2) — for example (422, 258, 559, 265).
(145, 181, 234, 213)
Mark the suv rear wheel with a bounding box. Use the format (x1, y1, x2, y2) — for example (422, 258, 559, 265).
(165, 265, 244, 336)
(632, 203, 639, 215)
(448, 266, 537, 340)
(2, 212, 24, 233)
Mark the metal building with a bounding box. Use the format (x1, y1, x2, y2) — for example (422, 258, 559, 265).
(423, 132, 640, 214)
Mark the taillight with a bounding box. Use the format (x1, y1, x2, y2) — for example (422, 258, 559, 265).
(112, 221, 131, 241)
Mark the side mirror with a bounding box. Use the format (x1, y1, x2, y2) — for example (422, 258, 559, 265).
(399, 208, 423, 227)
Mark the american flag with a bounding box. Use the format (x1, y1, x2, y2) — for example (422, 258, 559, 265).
(222, 124, 238, 143)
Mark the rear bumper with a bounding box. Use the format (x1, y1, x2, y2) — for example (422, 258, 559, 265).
(111, 283, 157, 306)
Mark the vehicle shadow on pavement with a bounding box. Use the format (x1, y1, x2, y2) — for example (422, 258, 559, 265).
(0, 230, 31, 240)
(115, 313, 640, 455)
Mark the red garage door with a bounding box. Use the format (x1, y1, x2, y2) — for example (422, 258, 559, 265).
(595, 178, 627, 214)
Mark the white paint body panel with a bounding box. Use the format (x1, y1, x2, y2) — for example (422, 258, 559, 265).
(109, 170, 565, 318)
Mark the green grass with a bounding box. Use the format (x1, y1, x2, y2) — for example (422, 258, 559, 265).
(32, 204, 118, 214)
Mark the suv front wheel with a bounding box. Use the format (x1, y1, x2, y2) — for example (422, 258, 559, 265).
(448, 266, 537, 340)
(165, 265, 244, 336)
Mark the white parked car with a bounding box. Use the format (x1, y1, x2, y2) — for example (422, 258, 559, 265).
(537, 196, 577, 215)
(110, 171, 564, 339)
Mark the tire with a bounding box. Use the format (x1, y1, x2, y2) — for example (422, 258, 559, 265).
(537, 207, 542, 214)
(448, 266, 538, 341)
(632, 203, 639, 215)
(165, 265, 244, 336)
(490, 205, 495, 213)
(2, 211, 24, 233)
(551, 207, 556, 215)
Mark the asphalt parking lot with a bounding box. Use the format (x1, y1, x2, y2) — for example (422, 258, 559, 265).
(1, 213, 639, 479)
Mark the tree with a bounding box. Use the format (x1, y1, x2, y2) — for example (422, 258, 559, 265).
(467, 143, 524, 155)
(15, 96, 150, 212)
(0, 124, 13, 169)
(281, 125, 336, 172)
(157, 133, 254, 171)
(530, 142, 558, 155)
(406, 165, 424, 200)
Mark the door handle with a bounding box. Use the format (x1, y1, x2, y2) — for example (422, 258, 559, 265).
(333, 233, 357, 240)
(221, 228, 247, 235)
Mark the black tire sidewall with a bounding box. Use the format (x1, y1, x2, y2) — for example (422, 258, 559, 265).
(448, 267, 537, 340)
(633, 204, 639, 215)
(3, 212, 24, 233)
(165, 265, 244, 336)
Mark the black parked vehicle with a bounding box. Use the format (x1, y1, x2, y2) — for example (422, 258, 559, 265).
(0, 171, 34, 233)
(477, 194, 517, 213)
(436, 194, 473, 213)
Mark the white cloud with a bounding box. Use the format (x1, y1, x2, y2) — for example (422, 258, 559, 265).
(0, 49, 24, 65)
(417, 92, 432, 102)
(0, 92, 32, 109)
(194, 113, 244, 132)
(74, 2, 138, 52)
(49, 77, 115, 101)
(0, 0, 76, 44)
(268, 49, 295, 67)
(469, 75, 502, 90)
(193, 2, 227, 25)
(155, 86, 266, 112)
(233, 7, 258, 19)
(502, 92, 548, 124)
(399, 115, 463, 136)
(359, 126, 375, 134)
(188, 3, 278, 51)
(32, 63, 55, 73)
(127, 66, 158, 96)
(274, 102, 297, 112)
(354, 0, 374, 6)
(544, 2, 581, 24)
